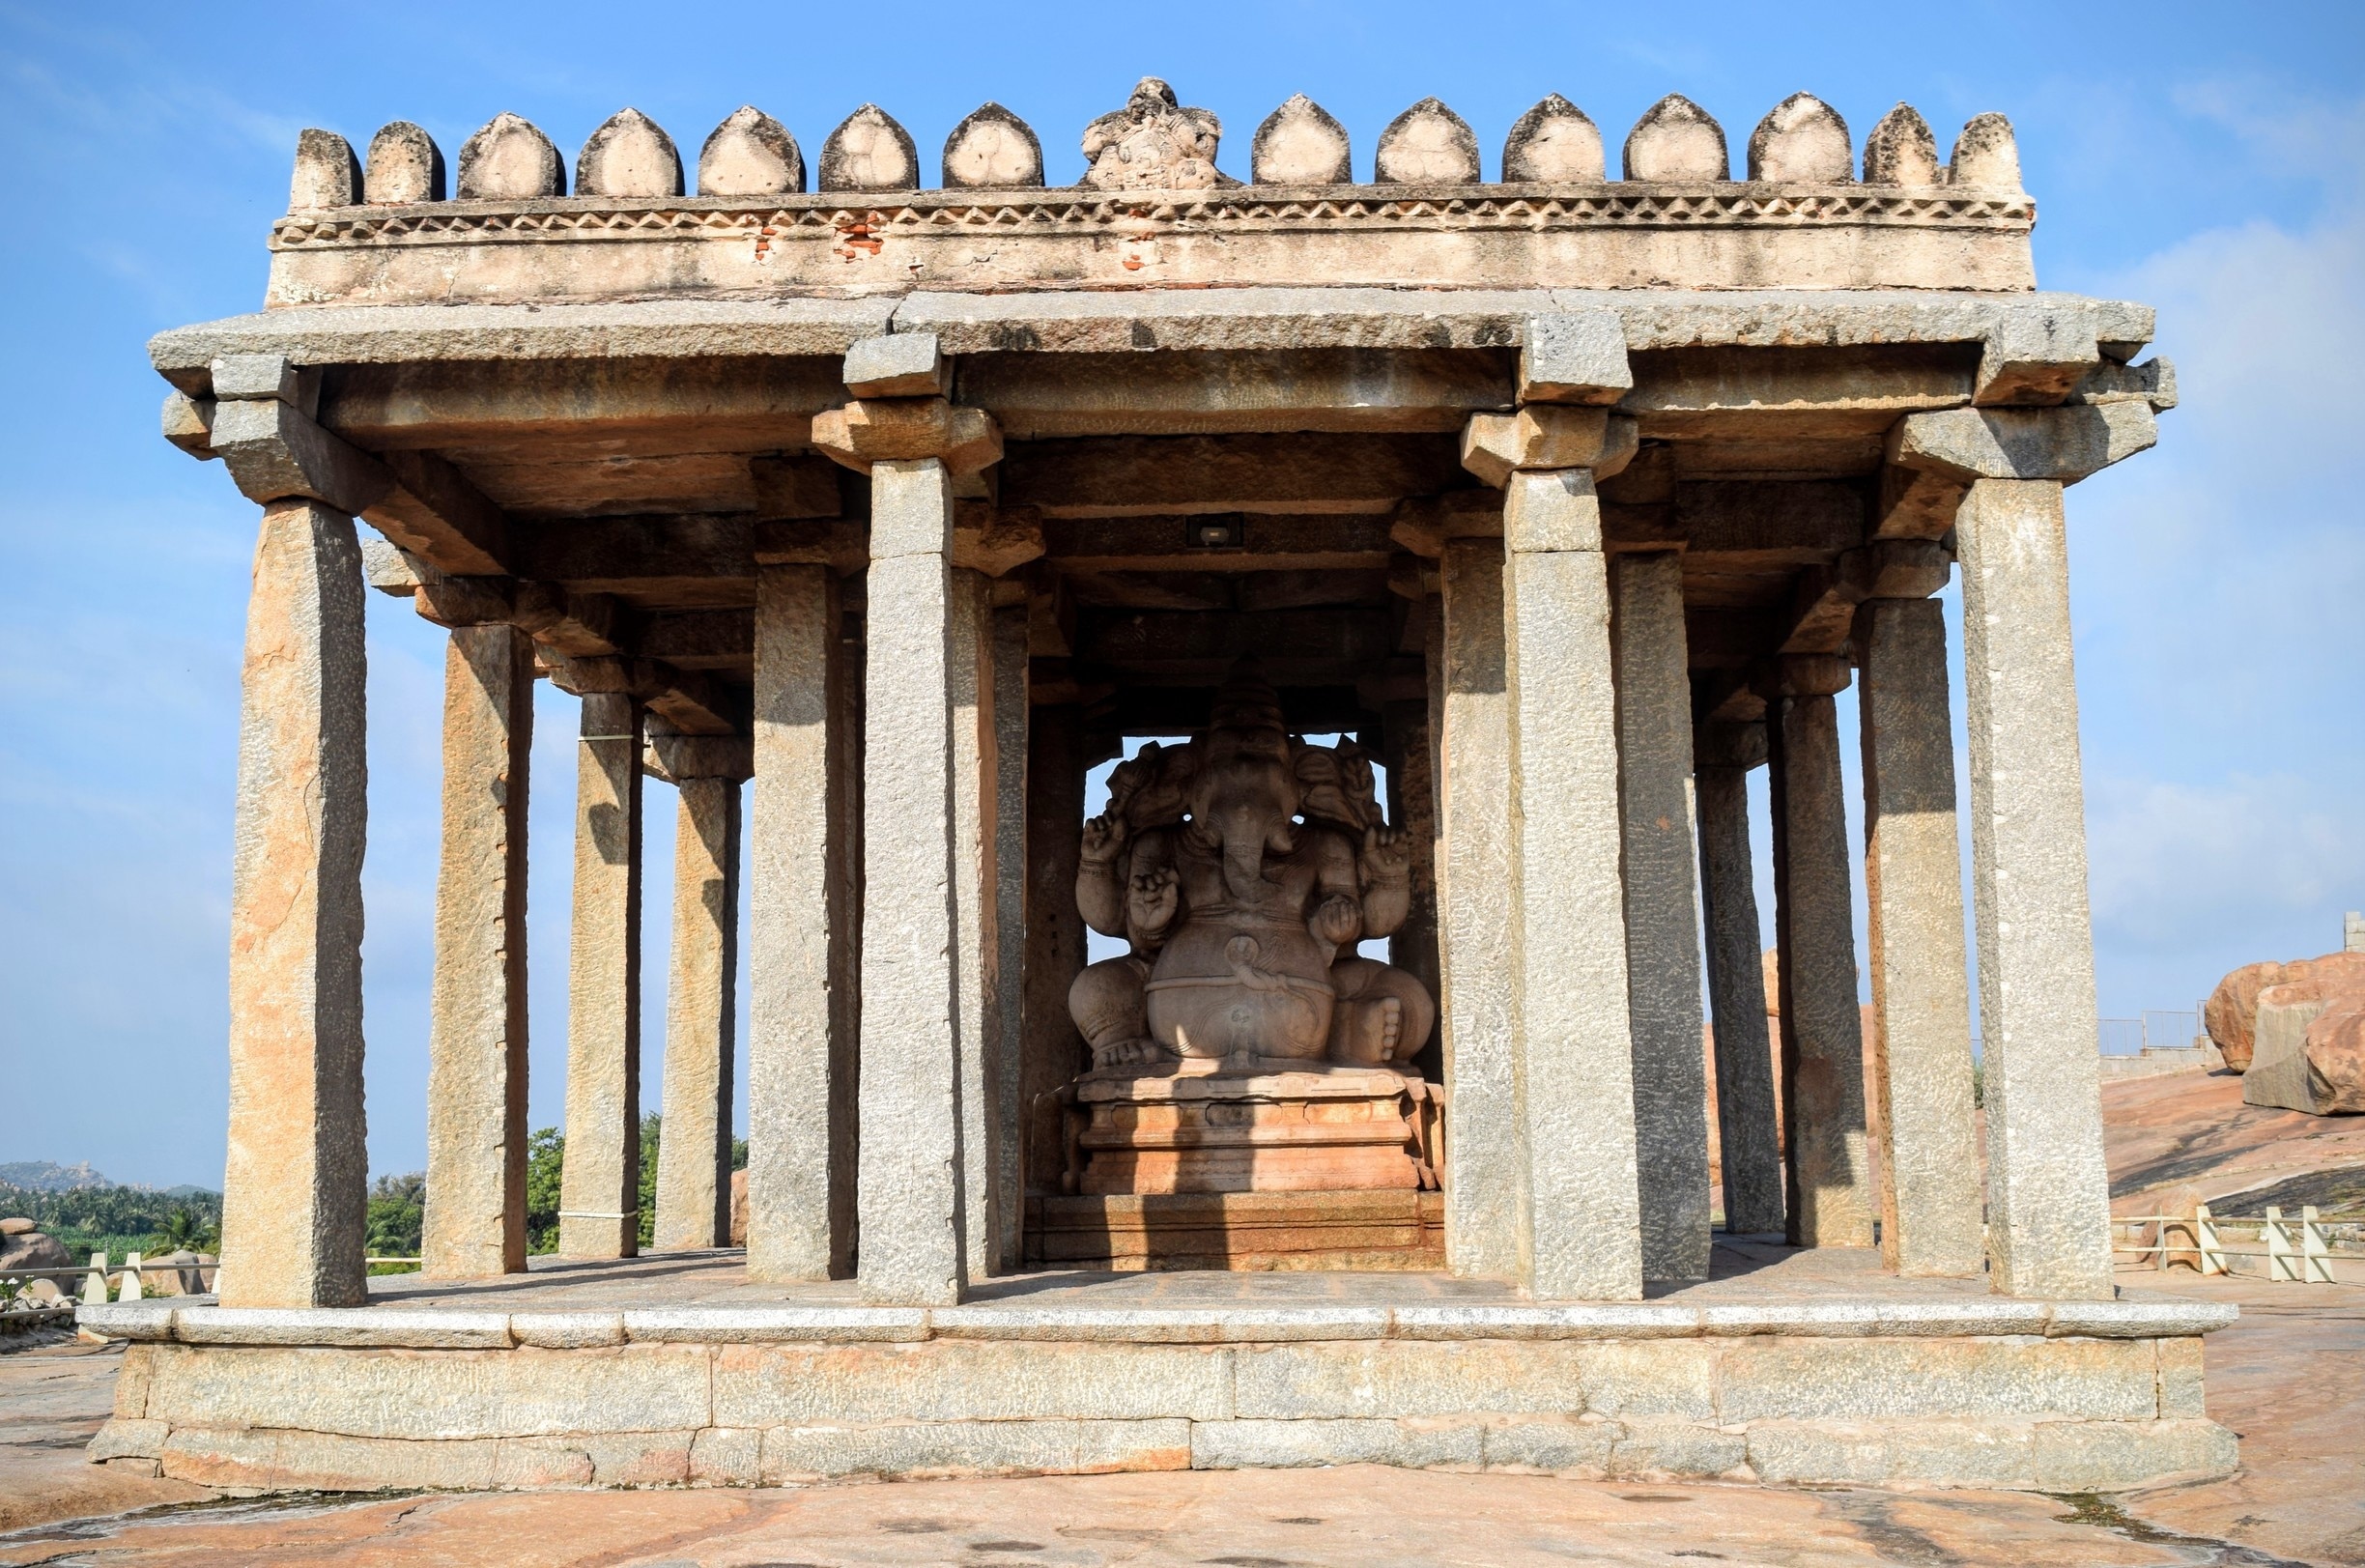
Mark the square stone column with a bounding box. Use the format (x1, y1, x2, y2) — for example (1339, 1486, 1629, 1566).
(1382, 694, 1442, 1034)
(1609, 551, 1711, 1282)
(949, 567, 1008, 1283)
(1956, 479, 2114, 1298)
(747, 564, 861, 1281)
(1763, 657, 1874, 1249)
(655, 776, 741, 1250)
(1436, 537, 1522, 1280)
(1857, 597, 1984, 1278)
(1020, 702, 1089, 1201)
(858, 457, 969, 1305)
(558, 693, 643, 1259)
(422, 624, 532, 1279)
(1695, 722, 1784, 1238)
(988, 601, 1030, 1272)
(218, 499, 369, 1309)
(1503, 470, 1644, 1300)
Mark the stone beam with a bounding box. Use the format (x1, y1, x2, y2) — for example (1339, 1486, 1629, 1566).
(319, 357, 843, 451)
(1003, 434, 1464, 517)
(1077, 607, 1396, 676)
(1778, 539, 1952, 655)
(1044, 514, 1397, 574)
(1877, 402, 2161, 538)
(546, 654, 748, 736)
(959, 348, 1512, 438)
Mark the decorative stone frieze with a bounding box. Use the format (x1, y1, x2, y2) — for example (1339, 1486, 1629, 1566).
(1081, 77, 1224, 191)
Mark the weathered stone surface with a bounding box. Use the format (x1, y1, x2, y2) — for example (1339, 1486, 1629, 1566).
(715, 1340, 1232, 1424)
(623, 1308, 926, 1344)
(219, 499, 368, 1311)
(575, 108, 682, 199)
(1462, 407, 1638, 488)
(1081, 77, 1223, 191)
(1251, 95, 1350, 185)
(2030, 1417, 2237, 1492)
(142, 1343, 712, 1439)
(747, 566, 857, 1281)
(173, 1307, 512, 1349)
(1624, 95, 1727, 182)
(2243, 973, 2365, 1114)
(655, 777, 740, 1250)
(1862, 104, 1941, 187)
(508, 1311, 625, 1349)
(1375, 99, 1479, 185)
(1856, 599, 1983, 1278)
(1721, 1336, 2159, 1423)
(842, 331, 948, 399)
(767, 1418, 1190, 1480)
(1502, 470, 1643, 1300)
(1519, 310, 1632, 406)
(941, 102, 1043, 188)
(1197, 1417, 1482, 1470)
(1747, 94, 1852, 184)
(1503, 96, 1604, 183)
(422, 625, 532, 1279)
(697, 106, 803, 196)
(1956, 479, 2115, 1299)
(2298, 991, 2365, 1112)
(811, 398, 1001, 477)
(558, 694, 642, 1260)
(988, 602, 1029, 1269)
(456, 112, 563, 200)
(858, 459, 966, 1306)
(819, 105, 918, 192)
(289, 128, 359, 212)
(1951, 112, 2023, 190)
(1610, 553, 1711, 1282)
(362, 122, 442, 205)
(947, 569, 1007, 1280)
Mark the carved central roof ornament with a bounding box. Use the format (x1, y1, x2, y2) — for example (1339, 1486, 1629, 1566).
(1080, 76, 1231, 191)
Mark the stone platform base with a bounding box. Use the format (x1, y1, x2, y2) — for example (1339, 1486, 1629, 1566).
(1027, 1190, 1446, 1270)
(82, 1267, 2237, 1497)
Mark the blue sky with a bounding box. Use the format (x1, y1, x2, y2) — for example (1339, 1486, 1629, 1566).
(2, 3, 2359, 1186)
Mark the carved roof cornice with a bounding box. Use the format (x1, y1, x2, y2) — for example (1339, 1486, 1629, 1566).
(268, 183, 2036, 251)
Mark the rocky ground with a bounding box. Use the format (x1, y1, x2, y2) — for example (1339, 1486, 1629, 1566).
(1, 1069, 2356, 1567)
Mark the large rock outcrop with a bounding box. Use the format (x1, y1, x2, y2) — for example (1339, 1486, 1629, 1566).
(2245, 971, 2365, 1115)
(2205, 951, 2365, 1072)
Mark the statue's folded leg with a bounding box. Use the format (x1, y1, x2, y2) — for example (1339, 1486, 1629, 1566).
(1326, 955, 1438, 1068)
(1070, 955, 1168, 1069)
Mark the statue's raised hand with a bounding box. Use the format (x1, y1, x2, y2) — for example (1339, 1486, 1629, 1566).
(1360, 822, 1412, 883)
(1080, 812, 1127, 866)
(1311, 892, 1362, 946)
(1127, 864, 1181, 933)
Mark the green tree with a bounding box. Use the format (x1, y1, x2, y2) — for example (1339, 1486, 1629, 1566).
(526, 1127, 564, 1253)
(364, 1172, 424, 1270)
(638, 1113, 661, 1251)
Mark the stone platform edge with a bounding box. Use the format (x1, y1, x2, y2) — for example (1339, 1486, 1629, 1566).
(80, 1294, 2237, 1349)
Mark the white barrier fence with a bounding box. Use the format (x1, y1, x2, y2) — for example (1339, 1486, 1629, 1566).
(2111, 1203, 2345, 1283)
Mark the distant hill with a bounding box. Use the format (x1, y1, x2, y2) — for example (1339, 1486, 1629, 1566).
(0, 1159, 111, 1191)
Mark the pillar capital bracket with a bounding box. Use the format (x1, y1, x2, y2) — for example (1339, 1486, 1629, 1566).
(1518, 310, 1632, 406)
(811, 396, 1002, 478)
(1752, 652, 1852, 700)
(1460, 407, 1638, 488)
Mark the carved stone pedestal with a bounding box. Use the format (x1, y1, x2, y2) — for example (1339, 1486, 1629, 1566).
(1035, 1064, 1444, 1269)
(1066, 1064, 1439, 1196)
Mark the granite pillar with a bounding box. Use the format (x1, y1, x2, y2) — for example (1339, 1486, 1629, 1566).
(422, 623, 532, 1279)
(1956, 478, 2115, 1298)
(1695, 723, 1784, 1237)
(655, 776, 741, 1251)
(1436, 538, 1521, 1279)
(1857, 596, 1984, 1277)
(1765, 660, 1874, 1249)
(988, 601, 1029, 1271)
(558, 693, 643, 1259)
(218, 499, 369, 1309)
(1503, 470, 1644, 1300)
(748, 564, 860, 1281)
(858, 458, 967, 1305)
(1609, 551, 1711, 1282)
(1021, 702, 1089, 1199)
(948, 568, 1006, 1283)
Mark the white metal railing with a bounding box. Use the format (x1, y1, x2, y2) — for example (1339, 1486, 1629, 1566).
(2111, 1203, 2345, 1283)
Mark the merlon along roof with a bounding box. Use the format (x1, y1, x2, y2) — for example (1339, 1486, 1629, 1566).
(258, 79, 2049, 304)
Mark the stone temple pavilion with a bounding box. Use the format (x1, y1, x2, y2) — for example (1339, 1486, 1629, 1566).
(84, 78, 2228, 1493)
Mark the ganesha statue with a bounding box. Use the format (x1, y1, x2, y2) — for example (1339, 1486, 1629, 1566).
(1068, 662, 1437, 1075)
